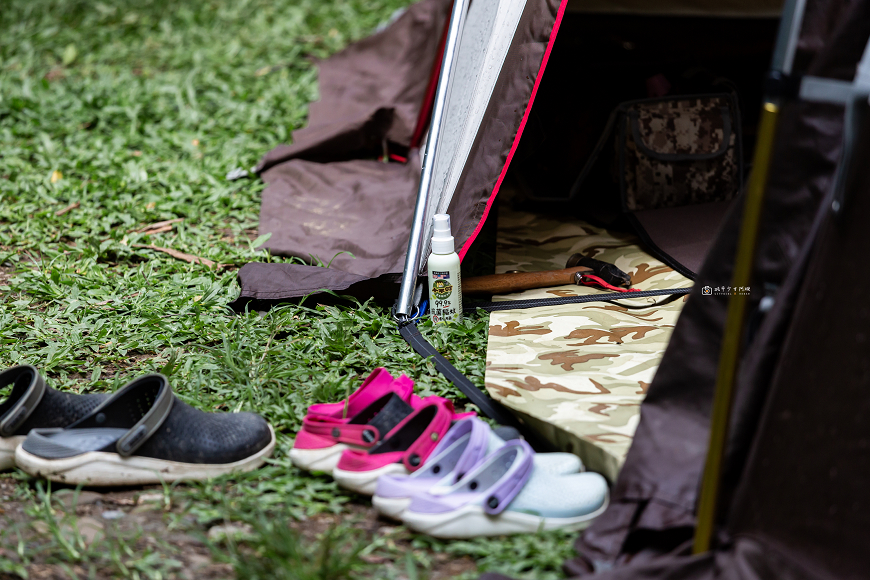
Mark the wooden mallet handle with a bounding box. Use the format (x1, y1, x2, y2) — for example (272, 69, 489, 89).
(462, 266, 592, 296)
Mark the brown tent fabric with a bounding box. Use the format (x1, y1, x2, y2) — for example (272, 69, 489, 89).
(255, 0, 450, 171)
(549, 0, 870, 574)
(249, 0, 448, 287)
(235, 0, 564, 304)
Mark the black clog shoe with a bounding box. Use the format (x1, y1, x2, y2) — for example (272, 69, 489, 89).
(15, 373, 275, 486)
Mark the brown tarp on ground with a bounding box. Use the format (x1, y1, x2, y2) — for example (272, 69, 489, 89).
(480, 2, 870, 577)
(234, 0, 563, 305)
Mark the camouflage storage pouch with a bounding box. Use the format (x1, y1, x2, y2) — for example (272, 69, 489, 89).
(617, 94, 742, 212)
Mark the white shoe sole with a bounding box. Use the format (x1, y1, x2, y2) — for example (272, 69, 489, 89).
(372, 495, 412, 520)
(332, 463, 409, 496)
(402, 495, 609, 538)
(14, 426, 276, 486)
(0, 436, 26, 471)
(288, 443, 351, 473)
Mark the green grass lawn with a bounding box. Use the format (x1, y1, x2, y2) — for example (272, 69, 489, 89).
(0, 1, 579, 578)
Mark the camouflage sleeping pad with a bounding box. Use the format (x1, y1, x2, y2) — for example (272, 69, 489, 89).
(484, 208, 692, 481)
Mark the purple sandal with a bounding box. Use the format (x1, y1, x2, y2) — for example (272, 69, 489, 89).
(401, 440, 609, 538)
(373, 417, 584, 520)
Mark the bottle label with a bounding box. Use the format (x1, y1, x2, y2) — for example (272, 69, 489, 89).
(431, 306, 457, 322)
(431, 279, 453, 300)
(428, 265, 462, 324)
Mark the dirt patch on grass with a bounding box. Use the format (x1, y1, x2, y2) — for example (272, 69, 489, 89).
(60, 353, 157, 385)
(0, 478, 231, 580)
(0, 477, 478, 580)
(285, 502, 478, 580)
(218, 228, 259, 245)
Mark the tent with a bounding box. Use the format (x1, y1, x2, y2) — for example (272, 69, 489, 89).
(484, 2, 870, 576)
(233, 0, 784, 474)
(237, 0, 870, 576)
(233, 0, 780, 308)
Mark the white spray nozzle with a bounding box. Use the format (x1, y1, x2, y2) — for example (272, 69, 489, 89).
(431, 214, 455, 255)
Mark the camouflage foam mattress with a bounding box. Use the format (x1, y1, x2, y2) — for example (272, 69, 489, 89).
(484, 208, 693, 481)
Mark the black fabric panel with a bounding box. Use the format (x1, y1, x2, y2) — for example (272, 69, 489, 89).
(370, 405, 438, 454)
(233, 263, 402, 307)
(361, 394, 414, 436)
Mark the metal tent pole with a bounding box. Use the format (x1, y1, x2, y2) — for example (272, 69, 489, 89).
(394, 0, 471, 320)
(692, 0, 807, 555)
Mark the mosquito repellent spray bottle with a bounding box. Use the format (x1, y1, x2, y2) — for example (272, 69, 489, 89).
(427, 214, 463, 323)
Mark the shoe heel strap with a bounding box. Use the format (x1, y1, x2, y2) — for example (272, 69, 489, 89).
(483, 440, 535, 515)
(453, 418, 491, 479)
(302, 417, 381, 446)
(0, 365, 46, 437)
(302, 392, 413, 447)
(112, 374, 174, 456)
(400, 403, 455, 472)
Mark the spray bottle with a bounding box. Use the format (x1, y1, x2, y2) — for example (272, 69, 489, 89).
(427, 214, 463, 323)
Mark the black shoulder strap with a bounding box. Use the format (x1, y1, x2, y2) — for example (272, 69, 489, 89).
(464, 287, 691, 312)
(397, 321, 554, 451)
(396, 286, 693, 451)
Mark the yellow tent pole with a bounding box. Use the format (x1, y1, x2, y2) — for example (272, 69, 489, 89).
(692, 0, 806, 552)
(692, 101, 780, 555)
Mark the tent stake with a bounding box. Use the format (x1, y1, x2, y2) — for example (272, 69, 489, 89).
(693, 0, 806, 555)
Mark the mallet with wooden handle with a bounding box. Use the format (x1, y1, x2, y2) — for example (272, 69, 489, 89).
(462, 266, 593, 296)
(462, 255, 632, 297)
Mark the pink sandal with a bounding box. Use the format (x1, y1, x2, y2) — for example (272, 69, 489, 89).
(290, 391, 413, 473)
(304, 368, 472, 422)
(290, 369, 473, 473)
(332, 400, 455, 495)
(305, 368, 413, 421)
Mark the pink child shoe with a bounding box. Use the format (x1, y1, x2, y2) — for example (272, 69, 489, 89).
(332, 400, 455, 495)
(290, 369, 474, 473)
(303, 368, 473, 422)
(305, 368, 412, 421)
(289, 391, 414, 473)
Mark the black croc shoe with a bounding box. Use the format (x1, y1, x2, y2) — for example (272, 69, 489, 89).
(15, 373, 276, 486)
(0, 365, 106, 471)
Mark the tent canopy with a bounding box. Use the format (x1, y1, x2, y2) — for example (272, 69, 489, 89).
(236, 0, 779, 307)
